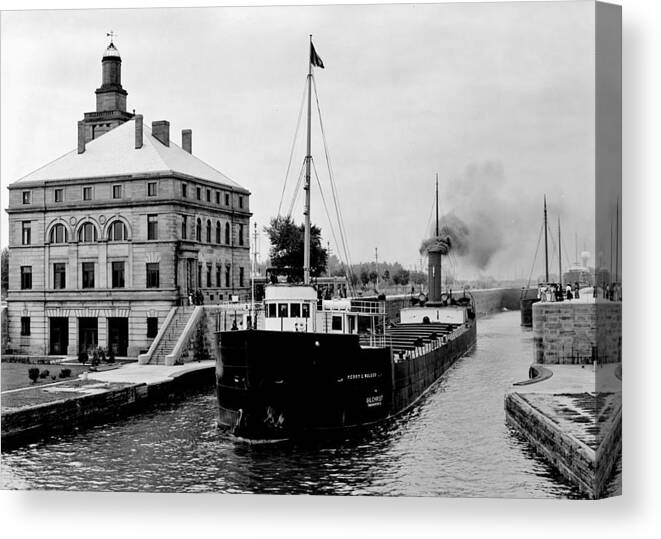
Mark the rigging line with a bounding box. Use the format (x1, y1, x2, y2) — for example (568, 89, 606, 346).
(277, 77, 309, 217)
(311, 76, 354, 273)
(286, 159, 307, 219)
(526, 221, 545, 289)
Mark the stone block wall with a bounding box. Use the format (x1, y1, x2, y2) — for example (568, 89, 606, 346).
(533, 302, 622, 364)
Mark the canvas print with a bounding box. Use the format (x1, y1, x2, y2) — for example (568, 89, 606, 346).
(0, 1, 621, 499)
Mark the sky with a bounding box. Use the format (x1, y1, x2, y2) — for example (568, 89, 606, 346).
(1, 2, 597, 280)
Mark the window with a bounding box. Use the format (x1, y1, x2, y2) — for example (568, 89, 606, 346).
(239, 195, 244, 209)
(147, 215, 158, 240)
(147, 182, 157, 197)
(196, 218, 202, 241)
(302, 303, 310, 318)
(225, 265, 231, 288)
(21, 222, 31, 245)
(22, 191, 31, 204)
(112, 261, 125, 288)
(291, 303, 301, 318)
(82, 186, 92, 200)
(206, 263, 212, 287)
(20, 266, 32, 290)
(268, 303, 277, 318)
(108, 220, 127, 241)
(213, 222, 219, 244)
(146, 263, 160, 288)
(332, 316, 343, 331)
(239, 224, 245, 246)
(206, 220, 212, 243)
(239, 267, 245, 287)
(54, 188, 63, 203)
(21, 317, 31, 336)
(278, 303, 289, 318)
(206, 189, 211, 202)
(50, 224, 67, 244)
(197, 264, 203, 288)
(181, 216, 188, 239)
(196, 187, 201, 200)
(224, 193, 230, 206)
(53, 263, 66, 289)
(215, 191, 220, 204)
(225, 222, 231, 245)
(147, 317, 158, 339)
(78, 222, 97, 243)
(182, 183, 188, 198)
(216, 264, 221, 287)
(112, 185, 122, 199)
(82, 262, 95, 289)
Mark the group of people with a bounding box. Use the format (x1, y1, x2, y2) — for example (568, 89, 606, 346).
(188, 289, 205, 305)
(537, 282, 581, 302)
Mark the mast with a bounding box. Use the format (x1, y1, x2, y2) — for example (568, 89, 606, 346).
(615, 198, 619, 283)
(544, 195, 549, 283)
(558, 217, 562, 289)
(303, 35, 313, 285)
(251, 222, 257, 324)
(436, 173, 441, 288)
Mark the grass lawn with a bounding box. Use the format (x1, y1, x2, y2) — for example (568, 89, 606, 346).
(1, 363, 116, 392)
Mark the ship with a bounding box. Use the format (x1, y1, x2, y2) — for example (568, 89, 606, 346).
(215, 38, 477, 440)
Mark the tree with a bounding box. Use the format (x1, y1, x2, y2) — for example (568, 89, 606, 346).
(265, 216, 327, 282)
(410, 271, 427, 285)
(1, 248, 8, 300)
(392, 268, 410, 285)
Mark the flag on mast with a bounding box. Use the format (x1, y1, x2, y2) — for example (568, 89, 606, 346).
(310, 41, 325, 69)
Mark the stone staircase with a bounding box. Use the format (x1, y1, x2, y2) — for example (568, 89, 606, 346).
(140, 306, 196, 365)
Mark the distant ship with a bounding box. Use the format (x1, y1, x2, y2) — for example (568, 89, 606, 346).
(215, 38, 477, 440)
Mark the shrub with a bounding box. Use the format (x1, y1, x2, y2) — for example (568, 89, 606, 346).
(28, 368, 40, 383)
(39, 369, 50, 379)
(78, 351, 88, 365)
(59, 368, 72, 379)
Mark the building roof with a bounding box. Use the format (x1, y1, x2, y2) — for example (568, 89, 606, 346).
(11, 119, 247, 191)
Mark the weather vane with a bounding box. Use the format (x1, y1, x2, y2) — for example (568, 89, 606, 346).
(106, 30, 116, 44)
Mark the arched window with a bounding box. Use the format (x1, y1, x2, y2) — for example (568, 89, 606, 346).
(50, 223, 67, 244)
(108, 220, 128, 241)
(216, 221, 221, 244)
(196, 218, 202, 242)
(225, 222, 231, 245)
(78, 222, 97, 243)
(206, 220, 212, 243)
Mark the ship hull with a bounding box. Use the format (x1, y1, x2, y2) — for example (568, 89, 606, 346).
(216, 321, 476, 440)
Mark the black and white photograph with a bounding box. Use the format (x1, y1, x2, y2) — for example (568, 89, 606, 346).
(1, 0, 623, 505)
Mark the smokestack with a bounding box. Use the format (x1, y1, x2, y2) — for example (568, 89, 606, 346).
(152, 120, 170, 146)
(182, 129, 192, 154)
(77, 121, 86, 154)
(427, 251, 443, 303)
(135, 115, 143, 149)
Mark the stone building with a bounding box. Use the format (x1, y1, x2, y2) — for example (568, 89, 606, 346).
(5, 41, 251, 357)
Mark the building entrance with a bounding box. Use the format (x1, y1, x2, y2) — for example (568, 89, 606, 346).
(78, 317, 98, 353)
(49, 317, 69, 355)
(107, 317, 129, 356)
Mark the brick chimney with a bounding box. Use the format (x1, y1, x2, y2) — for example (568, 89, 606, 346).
(135, 114, 143, 149)
(77, 121, 86, 154)
(152, 120, 170, 146)
(182, 129, 192, 154)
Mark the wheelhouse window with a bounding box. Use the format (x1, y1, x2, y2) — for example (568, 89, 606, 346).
(54, 188, 63, 203)
(82, 186, 93, 201)
(291, 303, 301, 318)
(20, 266, 32, 290)
(332, 316, 343, 331)
(21, 317, 31, 336)
(108, 220, 127, 241)
(225, 222, 231, 245)
(278, 303, 289, 318)
(78, 222, 97, 243)
(147, 317, 158, 339)
(112, 261, 125, 288)
(21, 221, 31, 245)
(146, 263, 160, 288)
(22, 191, 31, 204)
(147, 215, 158, 240)
(50, 224, 67, 244)
(82, 262, 95, 289)
(302, 303, 310, 318)
(147, 182, 157, 197)
(112, 185, 122, 199)
(267, 303, 277, 318)
(53, 263, 66, 289)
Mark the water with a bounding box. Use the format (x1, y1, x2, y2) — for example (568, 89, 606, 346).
(0, 311, 621, 497)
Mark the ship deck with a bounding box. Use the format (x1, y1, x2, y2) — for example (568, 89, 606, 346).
(385, 322, 460, 355)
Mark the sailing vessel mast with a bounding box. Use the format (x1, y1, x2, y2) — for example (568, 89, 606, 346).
(558, 217, 562, 289)
(544, 195, 549, 283)
(435, 173, 441, 289)
(303, 36, 313, 285)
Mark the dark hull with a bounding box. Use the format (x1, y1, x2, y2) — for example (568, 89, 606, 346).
(216, 321, 476, 440)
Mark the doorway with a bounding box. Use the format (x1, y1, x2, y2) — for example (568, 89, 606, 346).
(49, 317, 69, 355)
(107, 317, 129, 356)
(78, 317, 98, 353)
